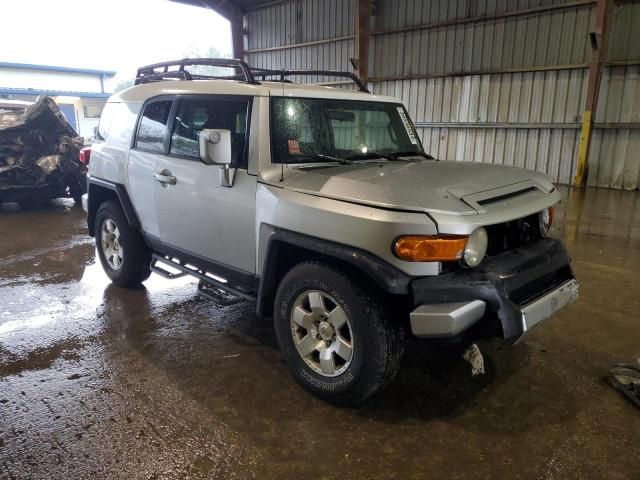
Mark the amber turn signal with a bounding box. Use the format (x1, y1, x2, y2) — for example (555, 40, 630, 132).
(393, 235, 469, 262)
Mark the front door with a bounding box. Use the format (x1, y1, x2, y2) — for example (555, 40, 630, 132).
(128, 99, 174, 239)
(152, 96, 257, 274)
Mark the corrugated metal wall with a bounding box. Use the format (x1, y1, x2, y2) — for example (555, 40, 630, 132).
(244, 0, 640, 189)
(245, 0, 355, 84)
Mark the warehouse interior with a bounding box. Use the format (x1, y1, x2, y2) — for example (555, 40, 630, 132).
(181, 0, 640, 190)
(1, 1, 639, 479)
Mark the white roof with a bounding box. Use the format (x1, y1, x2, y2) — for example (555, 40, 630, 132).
(0, 99, 33, 107)
(110, 79, 399, 104)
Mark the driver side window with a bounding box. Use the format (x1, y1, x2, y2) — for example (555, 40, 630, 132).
(169, 97, 250, 168)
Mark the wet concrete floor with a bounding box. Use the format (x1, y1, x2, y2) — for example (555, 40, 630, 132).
(0, 187, 639, 479)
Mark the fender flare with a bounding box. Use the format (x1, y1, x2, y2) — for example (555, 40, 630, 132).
(87, 177, 140, 236)
(256, 228, 411, 317)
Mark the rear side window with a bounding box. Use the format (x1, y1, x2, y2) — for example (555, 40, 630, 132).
(170, 98, 250, 167)
(96, 102, 120, 141)
(135, 100, 172, 152)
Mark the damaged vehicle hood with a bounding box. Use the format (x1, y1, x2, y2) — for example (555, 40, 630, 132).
(277, 160, 556, 215)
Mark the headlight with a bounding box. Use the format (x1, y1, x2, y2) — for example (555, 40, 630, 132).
(539, 207, 554, 237)
(462, 227, 488, 268)
(393, 227, 488, 267)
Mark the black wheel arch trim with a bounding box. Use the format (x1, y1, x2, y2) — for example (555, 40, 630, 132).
(256, 228, 411, 317)
(87, 177, 140, 236)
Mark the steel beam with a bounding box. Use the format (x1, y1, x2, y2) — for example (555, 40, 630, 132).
(245, 35, 354, 54)
(574, 0, 610, 187)
(373, 0, 596, 37)
(354, 0, 371, 85)
(230, 13, 245, 60)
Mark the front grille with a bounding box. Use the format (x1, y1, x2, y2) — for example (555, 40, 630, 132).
(509, 265, 573, 306)
(485, 213, 542, 256)
(439, 212, 545, 274)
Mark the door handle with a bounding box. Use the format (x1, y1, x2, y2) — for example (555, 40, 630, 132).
(153, 171, 177, 185)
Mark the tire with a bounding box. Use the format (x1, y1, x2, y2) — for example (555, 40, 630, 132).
(95, 200, 151, 287)
(274, 261, 403, 405)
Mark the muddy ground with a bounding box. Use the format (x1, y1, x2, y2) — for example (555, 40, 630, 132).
(1, 187, 639, 479)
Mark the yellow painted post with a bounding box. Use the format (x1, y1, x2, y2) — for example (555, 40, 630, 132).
(573, 0, 609, 188)
(574, 110, 592, 187)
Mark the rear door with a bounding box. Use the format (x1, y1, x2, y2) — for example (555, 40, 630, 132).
(151, 95, 257, 274)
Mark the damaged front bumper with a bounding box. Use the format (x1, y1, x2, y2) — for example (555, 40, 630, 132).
(410, 238, 578, 343)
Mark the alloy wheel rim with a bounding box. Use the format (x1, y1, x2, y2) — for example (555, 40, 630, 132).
(101, 218, 123, 270)
(290, 290, 354, 377)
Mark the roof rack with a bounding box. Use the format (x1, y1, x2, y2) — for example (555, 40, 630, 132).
(134, 58, 370, 93)
(250, 67, 370, 93)
(135, 58, 258, 85)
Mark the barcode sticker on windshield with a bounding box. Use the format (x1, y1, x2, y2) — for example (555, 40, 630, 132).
(397, 107, 418, 145)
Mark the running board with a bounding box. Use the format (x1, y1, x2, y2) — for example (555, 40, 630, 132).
(150, 254, 257, 302)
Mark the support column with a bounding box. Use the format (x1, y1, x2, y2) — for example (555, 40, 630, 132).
(230, 13, 245, 60)
(574, 0, 609, 187)
(354, 0, 371, 84)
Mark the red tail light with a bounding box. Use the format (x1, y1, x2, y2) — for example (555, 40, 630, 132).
(79, 147, 91, 165)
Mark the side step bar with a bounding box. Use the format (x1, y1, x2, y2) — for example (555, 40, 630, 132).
(150, 254, 257, 302)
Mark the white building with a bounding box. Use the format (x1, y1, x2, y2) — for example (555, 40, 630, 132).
(0, 62, 116, 139)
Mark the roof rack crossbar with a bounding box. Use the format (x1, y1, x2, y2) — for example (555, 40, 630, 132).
(136, 70, 193, 84)
(250, 68, 370, 93)
(135, 58, 258, 85)
(133, 59, 369, 92)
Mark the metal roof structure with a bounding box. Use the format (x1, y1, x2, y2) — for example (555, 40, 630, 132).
(0, 88, 110, 99)
(171, 0, 274, 17)
(0, 62, 116, 77)
(0, 62, 115, 100)
(179, 0, 640, 190)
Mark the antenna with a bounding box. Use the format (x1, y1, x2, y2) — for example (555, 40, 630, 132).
(280, 68, 286, 182)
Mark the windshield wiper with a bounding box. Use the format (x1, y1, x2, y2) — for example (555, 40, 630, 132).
(345, 152, 395, 162)
(388, 151, 435, 160)
(294, 153, 354, 165)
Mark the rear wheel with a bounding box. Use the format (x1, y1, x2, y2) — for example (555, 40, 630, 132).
(95, 200, 151, 287)
(274, 261, 403, 405)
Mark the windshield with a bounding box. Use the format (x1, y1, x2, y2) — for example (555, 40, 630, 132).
(270, 97, 424, 163)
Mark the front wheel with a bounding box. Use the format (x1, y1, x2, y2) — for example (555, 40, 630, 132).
(95, 200, 151, 287)
(274, 261, 403, 405)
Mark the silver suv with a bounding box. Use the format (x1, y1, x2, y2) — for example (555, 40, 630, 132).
(82, 58, 578, 405)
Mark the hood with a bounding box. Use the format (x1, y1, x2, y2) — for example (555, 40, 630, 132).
(278, 160, 555, 215)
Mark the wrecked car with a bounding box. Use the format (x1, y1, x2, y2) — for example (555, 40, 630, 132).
(0, 96, 86, 206)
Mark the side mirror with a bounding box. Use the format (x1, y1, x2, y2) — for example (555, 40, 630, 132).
(198, 129, 232, 166)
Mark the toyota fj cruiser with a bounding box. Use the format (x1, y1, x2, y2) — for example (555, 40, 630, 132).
(83, 58, 578, 405)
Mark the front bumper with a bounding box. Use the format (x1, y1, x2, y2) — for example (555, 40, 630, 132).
(410, 238, 578, 342)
